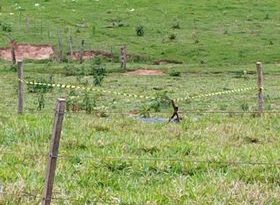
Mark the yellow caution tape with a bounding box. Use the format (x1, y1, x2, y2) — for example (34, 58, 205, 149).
(174, 86, 256, 102)
(20, 79, 257, 103)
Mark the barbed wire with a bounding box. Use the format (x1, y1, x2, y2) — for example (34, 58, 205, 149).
(1, 150, 279, 167)
(58, 155, 280, 166)
(1, 109, 280, 116)
(1, 108, 280, 116)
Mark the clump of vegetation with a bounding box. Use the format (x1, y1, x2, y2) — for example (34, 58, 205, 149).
(82, 92, 96, 114)
(136, 25, 144, 36)
(234, 70, 249, 80)
(140, 91, 171, 117)
(169, 69, 181, 77)
(241, 102, 249, 111)
(76, 65, 87, 83)
(66, 90, 79, 112)
(91, 58, 107, 86)
(9, 64, 17, 72)
(0, 21, 12, 32)
(168, 33, 177, 40)
(171, 20, 181, 29)
(63, 64, 77, 76)
(37, 93, 45, 111)
(139, 104, 151, 118)
(66, 90, 97, 114)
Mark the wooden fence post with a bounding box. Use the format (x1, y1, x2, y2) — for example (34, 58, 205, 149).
(11, 40, 17, 65)
(26, 16, 30, 32)
(256, 62, 264, 115)
(120, 46, 127, 70)
(57, 30, 63, 62)
(68, 33, 73, 59)
(41, 98, 66, 205)
(79, 40, 85, 64)
(17, 61, 24, 114)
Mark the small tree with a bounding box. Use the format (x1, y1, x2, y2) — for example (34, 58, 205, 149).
(82, 92, 96, 114)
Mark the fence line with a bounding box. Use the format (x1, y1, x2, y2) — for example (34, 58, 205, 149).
(20, 79, 257, 102)
(2, 109, 280, 116)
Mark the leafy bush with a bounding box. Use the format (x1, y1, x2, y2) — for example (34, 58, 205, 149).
(82, 92, 96, 114)
(139, 104, 151, 118)
(140, 91, 171, 117)
(0, 22, 12, 32)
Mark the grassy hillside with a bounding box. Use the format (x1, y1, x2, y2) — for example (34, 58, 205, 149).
(1, 0, 280, 66)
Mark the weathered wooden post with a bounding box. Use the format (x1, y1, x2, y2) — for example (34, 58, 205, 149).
(11, 40, 17, 65)
(79, 40, 85, 64)
(41, 98, 66, 205)
(68, 33, 73, 58)
(120, 46, 127, 70)
(25, 16, 30, 32)
(17, 61, 24, 114)
(256, 62, 264, 115)
(57, 30, 63, 62)
(110, 46, 114, 63)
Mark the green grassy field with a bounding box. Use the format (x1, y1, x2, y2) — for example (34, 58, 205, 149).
(1, 0, 280, 204)
(1, 0, 280, 66)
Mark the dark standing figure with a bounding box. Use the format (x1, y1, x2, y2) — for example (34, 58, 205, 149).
(169, 100, 180, 123)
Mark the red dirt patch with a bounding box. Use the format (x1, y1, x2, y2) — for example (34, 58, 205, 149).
(125, 69, 164, 76)
(0, 43, 55, 61)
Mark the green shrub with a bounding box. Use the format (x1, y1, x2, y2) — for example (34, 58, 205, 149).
(0, 22, 12, 32)
(139, 104, 151, 118)
(82, 92, 96, 114)
(91, 58, 107, 86)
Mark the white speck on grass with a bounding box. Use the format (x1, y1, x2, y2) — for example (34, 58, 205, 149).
(35, 3, 40, 7)
(129, 8, 135, 12)
(9, 13, 14, 15)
